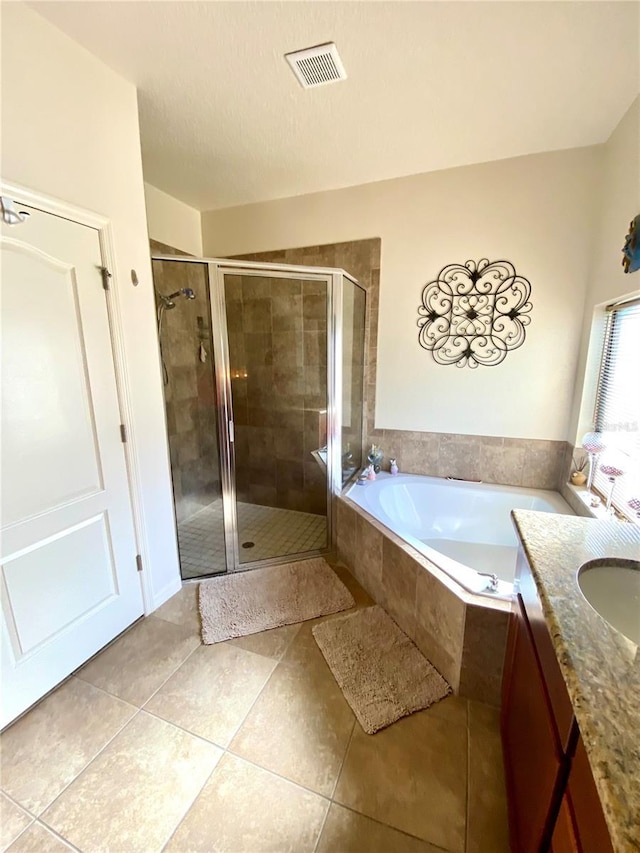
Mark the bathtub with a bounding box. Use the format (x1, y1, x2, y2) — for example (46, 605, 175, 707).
(347, 472, 573, 597)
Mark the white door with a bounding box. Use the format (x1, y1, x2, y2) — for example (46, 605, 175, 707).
(1, 203, 144, 727)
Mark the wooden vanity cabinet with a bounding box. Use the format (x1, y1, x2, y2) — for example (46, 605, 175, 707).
(550, 792, 579, 853)
(501, 549, 613, 853)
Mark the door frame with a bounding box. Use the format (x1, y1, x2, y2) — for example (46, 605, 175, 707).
(1, 179, 152, 610)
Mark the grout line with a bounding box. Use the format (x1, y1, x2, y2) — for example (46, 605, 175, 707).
(311, 795, 333, 853)
(38, 700, 216, 852)
(221, 652, 283, 750)
(72, 616, 145, 687)
(34, 820, 83, 852)
(69, 675, 140, 715)
(222, 750, 333, 805)
(1, 814, 36, 851)
(139, 706, 228, 752)
(0, 789, 37, 819)
(36, 706, 143, 821)
(142, 644, 279, 752)
(330, 803, 455, 852)
(328, 717, 357, 801)
(17, 681, 140, 821)
(35, 641, 204, 824)
(139, 641, 202, 707)
(310, 716, 357, 853)
(158, 755, 223, 852)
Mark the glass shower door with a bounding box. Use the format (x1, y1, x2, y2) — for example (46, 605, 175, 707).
(152, 257, 229, 579)
(221, 270, 330, 566)
(341, 279, 367, 487)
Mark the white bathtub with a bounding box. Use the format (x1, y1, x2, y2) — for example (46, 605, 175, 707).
(347, 472, 573, 596)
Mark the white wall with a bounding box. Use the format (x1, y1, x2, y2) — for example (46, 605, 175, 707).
(144, 182, 202, 255)
(203, 147, 601, 441)
(571, 97, 640, 442)
(1, 4, 181, 609)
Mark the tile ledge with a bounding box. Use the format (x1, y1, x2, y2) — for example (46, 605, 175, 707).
(560, 482, 634, 525)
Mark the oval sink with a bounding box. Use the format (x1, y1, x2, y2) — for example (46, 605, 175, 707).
(577, 558, 640, 645)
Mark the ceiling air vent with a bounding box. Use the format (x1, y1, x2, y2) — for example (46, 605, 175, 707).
(285, 43, 347, 89)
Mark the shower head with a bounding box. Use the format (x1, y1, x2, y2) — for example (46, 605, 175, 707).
(156, 293, 176, 310)
(164, 288, 196, 301)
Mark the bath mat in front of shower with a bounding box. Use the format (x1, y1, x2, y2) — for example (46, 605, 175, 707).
(198, 558, 354, 644)
(312, 605, 451, 734)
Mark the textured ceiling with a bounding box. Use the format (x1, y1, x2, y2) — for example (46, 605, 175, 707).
(31, 1, 639, 211)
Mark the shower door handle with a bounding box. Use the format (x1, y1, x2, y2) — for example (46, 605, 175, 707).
(228, 420, 235, 443)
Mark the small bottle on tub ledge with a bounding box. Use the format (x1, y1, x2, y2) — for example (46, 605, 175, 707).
(390, 458, 398, 476)
(367, 444, 384, 474)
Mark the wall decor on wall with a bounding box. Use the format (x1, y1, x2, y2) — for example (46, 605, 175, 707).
(622, 214, 640, 273)
(417, 258, 533, 368)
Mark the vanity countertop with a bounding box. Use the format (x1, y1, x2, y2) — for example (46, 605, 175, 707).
(511, 510, 640, 853)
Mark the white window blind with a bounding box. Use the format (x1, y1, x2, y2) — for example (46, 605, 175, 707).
(593, 298, 640, 521)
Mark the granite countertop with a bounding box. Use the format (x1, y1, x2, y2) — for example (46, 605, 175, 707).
(511, 510, 640, 852)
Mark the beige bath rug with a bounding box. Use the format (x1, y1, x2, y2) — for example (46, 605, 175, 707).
(198, 558, 354, 644)
(312, 605, 451, 734)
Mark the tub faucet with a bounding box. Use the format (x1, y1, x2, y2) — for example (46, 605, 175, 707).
(477, 572, 499, 592)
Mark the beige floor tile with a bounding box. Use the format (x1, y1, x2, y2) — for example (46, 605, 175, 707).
(6, 823, 72, 853)
(280, 618, 341, 669)
(153, 584, 201, 636)
(0, 794, 32, 851)
(226, 622, 301, 659)
(467, 701, 510, 853)
(145, 643, 276, 746)
(42, 711, 221, 853)
(77, 616, 200, 706)
(165, 753, 328, 853)
(230, 626, 355, 796)
(0, 678, 135, 815)
(421, 693, 468, 728)
(331, 563, 375, 609)
(334, 708, 468, 852)
(316, 804, 443, 853)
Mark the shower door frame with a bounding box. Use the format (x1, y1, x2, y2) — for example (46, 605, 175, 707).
(152, 254, 361, 576)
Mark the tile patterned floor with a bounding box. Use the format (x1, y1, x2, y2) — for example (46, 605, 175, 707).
(177, 499, 327, 578)
(0, 565, 510, 853)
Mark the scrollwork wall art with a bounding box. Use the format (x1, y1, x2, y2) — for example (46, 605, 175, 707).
(417, 258, 533, 368)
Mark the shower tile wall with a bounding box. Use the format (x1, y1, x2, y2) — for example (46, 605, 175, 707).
(225, 275, 327, 515)
(342, 284, 367, 484)
(151, 241, 220, 523)
(231, 239, 381, 479)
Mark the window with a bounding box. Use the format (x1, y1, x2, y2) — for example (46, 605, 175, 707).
(592, 298, 640, 521)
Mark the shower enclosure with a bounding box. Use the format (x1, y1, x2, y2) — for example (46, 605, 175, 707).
(151, 256, 366, 579)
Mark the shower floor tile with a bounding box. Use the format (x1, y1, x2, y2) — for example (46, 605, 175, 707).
(177, 500, 327, 578)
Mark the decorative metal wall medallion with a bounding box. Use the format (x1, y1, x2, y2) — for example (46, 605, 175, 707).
(417, 258, 532, 368)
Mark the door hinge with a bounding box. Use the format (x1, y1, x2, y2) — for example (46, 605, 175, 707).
(100, 266, 112, 290)
(120, 423, 127, 443)
(136, 554, 143, 573)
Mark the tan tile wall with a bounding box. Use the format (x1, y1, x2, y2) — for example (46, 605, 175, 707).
(341, 284, 367, 482)
(370, 432, 570, 490)
(336, 496, 510, 705)
(225, 274, 327, 514)
(151, 241, 221, 523)
(233, 239, 380, 512)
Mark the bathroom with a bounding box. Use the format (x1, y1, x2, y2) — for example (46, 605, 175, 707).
(1, 3, 639, 852)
